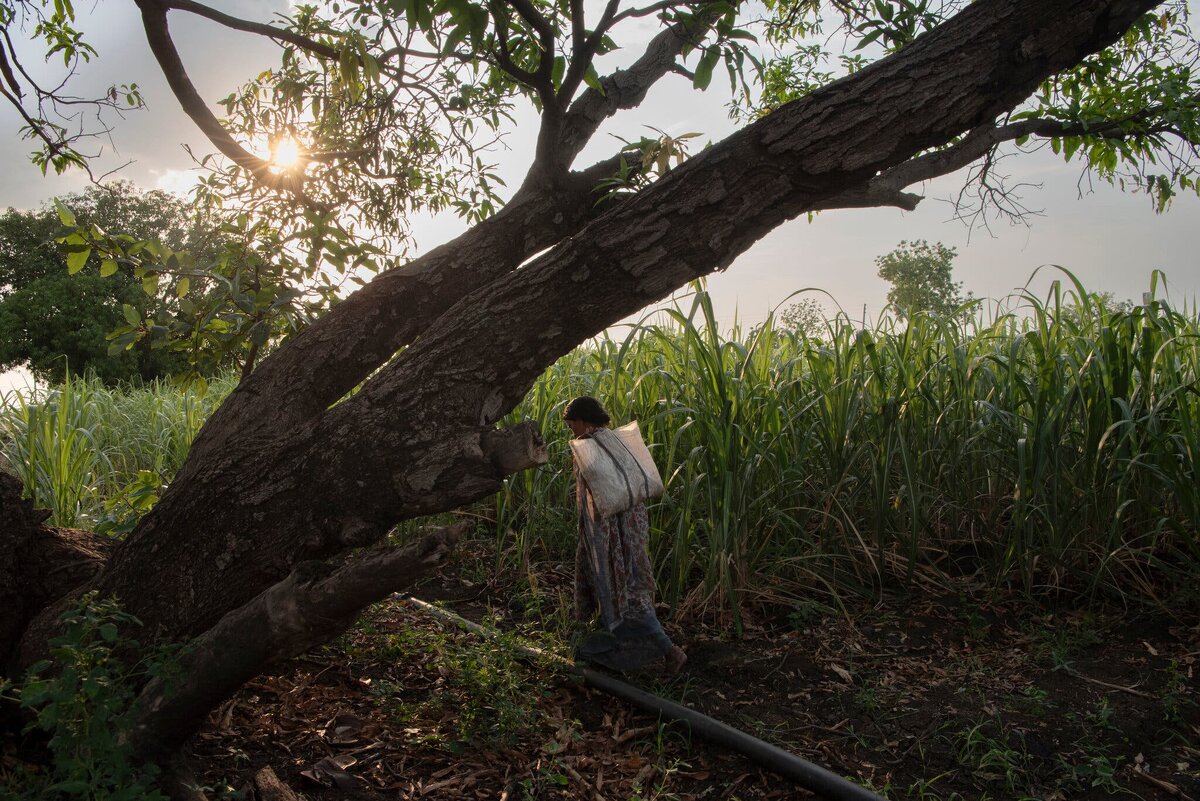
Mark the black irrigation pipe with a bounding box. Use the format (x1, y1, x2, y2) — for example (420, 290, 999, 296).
(399, 594, 887, 801)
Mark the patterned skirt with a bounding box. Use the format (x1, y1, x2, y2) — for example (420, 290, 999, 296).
(573, 478, 673, 671)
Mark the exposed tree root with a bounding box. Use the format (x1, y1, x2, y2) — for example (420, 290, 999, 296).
(126, 524, 466, 765)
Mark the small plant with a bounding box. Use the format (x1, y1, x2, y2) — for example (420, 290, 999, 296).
(786, 599, 827, 631)
(3, 593, 169, 801)
(957, 606, 992, 643)
(1087, 697, 1117, 731)
(442, 625, 555, 746)
(950, 719, 1033, 796)
(94, 470, 162, 537)
(373, 618, 555, 749)
(1061, 753, 1124, 794)
(853, 684, 883, 716)
(905, 771, 965, 801)
(1161, 658, 1197, 728)
(517, 757, 569, 799)
(1018, 685, 1051, 716)
(1027, 613, 1102, 672)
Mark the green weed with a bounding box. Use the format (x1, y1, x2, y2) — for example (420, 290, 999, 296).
(1, 593, 174, 801)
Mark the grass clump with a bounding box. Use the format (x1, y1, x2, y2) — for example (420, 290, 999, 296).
(5, 269, 1199, 618)
(497, 272, 1200, 620)
(0, 372, 234, 529)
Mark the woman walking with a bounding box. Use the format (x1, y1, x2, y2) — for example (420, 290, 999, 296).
(563, 396, 687, 674)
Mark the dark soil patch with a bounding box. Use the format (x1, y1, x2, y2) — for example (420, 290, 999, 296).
(184, 539, 1198, 800)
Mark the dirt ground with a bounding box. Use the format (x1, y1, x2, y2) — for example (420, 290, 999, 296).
(187, 538, 1200, 801)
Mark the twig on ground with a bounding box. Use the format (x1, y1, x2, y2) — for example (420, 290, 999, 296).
(1133, 764, 1194, 800)
(1066, 670, 1153, 699)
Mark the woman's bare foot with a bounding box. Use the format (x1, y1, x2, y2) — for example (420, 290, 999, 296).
(663, 644, 688, 674)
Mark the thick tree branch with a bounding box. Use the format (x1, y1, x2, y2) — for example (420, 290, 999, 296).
(177, 149, 630, 468)
(133, 0, 324, 208)
(500, 0, 566, 166)
(155, 0, 340, 60)
(125, 526, 463, 763)
(0, 43, 22, 97)
(345, 0, 1163, 438)
(90, 421, 547, 638)
(556, 6, 719, 169)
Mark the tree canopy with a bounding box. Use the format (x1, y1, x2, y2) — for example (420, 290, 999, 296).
(876, 239, 964, 320)
(5, 0, 1198, 260)
(0, 183, 196, 383)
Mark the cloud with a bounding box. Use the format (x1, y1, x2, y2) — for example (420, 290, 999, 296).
(153, 169, 202, 196)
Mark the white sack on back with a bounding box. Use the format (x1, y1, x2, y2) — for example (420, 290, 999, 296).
(570, 421, 664, 518)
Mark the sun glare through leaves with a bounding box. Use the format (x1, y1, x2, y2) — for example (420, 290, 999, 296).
(269, 137, 303, 171)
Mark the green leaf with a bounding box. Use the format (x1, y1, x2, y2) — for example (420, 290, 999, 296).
(583, 63, 604, 95)
(66, 247, 91, 275)
(47, 781, 92, 794)
(54, 199, 77, 227)
(250, 320, 271, 347)
(694, 49, 720, 91)
(122, 304, 140, 326)
(854, 29, 884, 51)
(142, 273, 159, 295)
(176, 276, 190, 298)
(551, 55, 566, 89)
(100, 258, 118, 277)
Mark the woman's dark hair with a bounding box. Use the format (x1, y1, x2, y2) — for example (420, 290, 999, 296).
(563, 396, 611, 426)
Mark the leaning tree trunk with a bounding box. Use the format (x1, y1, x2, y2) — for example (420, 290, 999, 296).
(10, 0, 1161, 767)
(0, 468, 112, 672)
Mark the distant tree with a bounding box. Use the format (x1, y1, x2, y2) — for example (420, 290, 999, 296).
(876, 240, 965, 320)
(778, 297, 826, 337)
(0, 183, 197, 383)
(1059, 290, 1136, 326)
(1091, 291, 1135, 314)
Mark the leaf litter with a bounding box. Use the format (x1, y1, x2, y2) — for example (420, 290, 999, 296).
(190, 542, 1200, 800)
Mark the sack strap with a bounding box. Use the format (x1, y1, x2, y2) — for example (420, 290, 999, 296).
(609, 429, 653, 499)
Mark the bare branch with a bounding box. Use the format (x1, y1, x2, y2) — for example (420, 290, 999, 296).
(508, 0, 560, 103)
(491, 5, 542, 88)
(569, 0, 587, 66)
(506, 0, 558, 43)
(869, 102, 1199, 198)
(557, 0, 619, 105)
(155, 0, 339, 60)
(610, 0, 705, 26)
(0, 42, 22, 97)
(133, 0, 327, 209)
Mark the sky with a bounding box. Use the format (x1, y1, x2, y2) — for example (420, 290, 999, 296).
(2, 0, 1198, 393)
